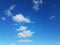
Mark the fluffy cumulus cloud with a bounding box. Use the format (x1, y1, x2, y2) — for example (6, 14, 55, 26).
(4, 5, 16, 16)
(13, 14, 31, 23)
(17, 39, 32, 43)
(1, 17, 6, 20)
(17, 30, 34, 38)
(32, 0, 43, 11)
(16, 26, 28, 31)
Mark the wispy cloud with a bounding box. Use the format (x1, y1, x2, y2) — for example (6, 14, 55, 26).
(32, 0, 43, 11)
(40, 0, 43, 4)
(4, 5, 16, 16)
(13, 14, 31, 23)
(9, 5, 16, 11)
(49, 15, 55, 20)
(5, 9, 12, 16)
(17, 39, 32, 43)
(17, 30, 34, 38)
(56, 42, 60, 45)
(52, 4, 56, 8)
(14, 23, 18, 25)
(1, 17, 6, 20)
(16, 26, 28, 31)
(11, 43, 16, 45)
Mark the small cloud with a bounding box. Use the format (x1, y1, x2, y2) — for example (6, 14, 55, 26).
(33, 0, 43, 4)
(56, 42, 60, 45)
(1, 17, 6, 20)
(40, 0, 43, 4)
(17, 39, 32, 43)
(11, 43, 16, 45)
(52, 4, 56, 8)
(16, 26, 28, 31)
(32, 0, 43, 11)
(17, 30, 34, 38)
(49, 15, 55, 20)
(32, 4, 39, 11)
(13, 14, 31, 23)
(9, 5, 16, 11)
(4, 5, 16, 16)
(5, 9, 12, 16)
(14, 23, 18, 25)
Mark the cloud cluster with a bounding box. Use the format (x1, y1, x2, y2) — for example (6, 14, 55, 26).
(4, 5, 32, 24)
(16, 25, 34, 39)
(3, 4, 35, 44)
(32, 0, 43, 11)
(13, 14, 31, 23)
(17, 30, 34, 38)
(16, 25, 34, 42)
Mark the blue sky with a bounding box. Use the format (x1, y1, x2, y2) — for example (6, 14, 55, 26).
(0, 0, 60, 45)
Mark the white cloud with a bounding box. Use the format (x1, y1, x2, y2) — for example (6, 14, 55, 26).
(1, 17, 6, 20)
(13, 14, 31, 23)
(49, 15, 55, 20)
(17, 30, 34, 38)
(32, 0, 43, 11)
(16, 26, 27, 31)
(17, 39, 32, 43)
(11, 43, 16, 45)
